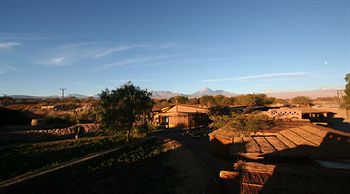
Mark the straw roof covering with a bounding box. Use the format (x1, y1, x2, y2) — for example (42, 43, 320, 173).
(235, 161, 350, 194)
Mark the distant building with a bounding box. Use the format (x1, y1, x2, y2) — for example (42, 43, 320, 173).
(264, 107, 334, 120)
(41, 105, 56, 110)
(153, 104, 209, 128)
(41, 105, 65, 111)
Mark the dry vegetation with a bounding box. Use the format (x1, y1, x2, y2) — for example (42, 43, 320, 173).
(0, 136, 123, 181)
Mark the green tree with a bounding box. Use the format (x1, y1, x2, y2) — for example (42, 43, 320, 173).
(97, 82, 153, 141)
(343, 73, 350, 106)
(291, 96, 313, 107)
(175, 95, 189, 104)
(234, 94, 275, 107)
(200, 95, 217, 107)
(188, 97, 199, 105)
(234, 94, 257, 107)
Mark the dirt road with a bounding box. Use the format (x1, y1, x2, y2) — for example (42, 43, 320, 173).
(151, 129, 239, 194)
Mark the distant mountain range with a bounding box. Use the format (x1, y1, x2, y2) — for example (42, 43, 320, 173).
(264, 88, 340, 99)
(9, 94, 90, 99)
(151, 91, 183, 99)
(9, 88, 341, 100)
(151, 87, 237, 99)
(189, 87, 237, 98)
(151, 87, 340, 99)
(9, 95, 58, 99)
(66, 94, 90, 99)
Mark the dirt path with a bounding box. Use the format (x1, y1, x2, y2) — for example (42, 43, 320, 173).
(150, 129, 239, 194)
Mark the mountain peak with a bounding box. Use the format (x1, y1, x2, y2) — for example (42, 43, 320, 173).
(201, 87, 214, 92)
(191, 88, 236, 98)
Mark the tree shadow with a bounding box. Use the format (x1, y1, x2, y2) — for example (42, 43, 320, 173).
(324, 117, 350, 133)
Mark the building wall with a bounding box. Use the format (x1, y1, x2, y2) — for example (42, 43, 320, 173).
(265, 108, 302, 119)
(169, 115, 189, 128)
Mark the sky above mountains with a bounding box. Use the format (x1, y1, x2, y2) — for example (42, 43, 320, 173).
(0, 0, 349, 96)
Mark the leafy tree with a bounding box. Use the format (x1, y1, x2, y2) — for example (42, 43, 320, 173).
(343, 73, 350, 106)
(222, 97, 235, 106)
(175, 95, 189, 104)
(97, 82, 153, 141)
(153, 99, 169, 109)
(234, 94, 275, 107)
(234, 94, 257, 107)
(291, 96, 313, 107)
(274, 98, 288, 104)
(209, 105, 232, 116)
(210, 113, 273, 134)
(214, 95, 225, 105)
(200, 95, 217, 107)
(230, 113, 271, 133)
(188, 97, 200, 105)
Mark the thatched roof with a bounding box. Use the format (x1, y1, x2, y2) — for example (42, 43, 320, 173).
(234, 161, 350, 194)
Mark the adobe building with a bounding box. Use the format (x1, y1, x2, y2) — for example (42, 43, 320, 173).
(153, 104, 209, 128)
(264, 107, 334, 120)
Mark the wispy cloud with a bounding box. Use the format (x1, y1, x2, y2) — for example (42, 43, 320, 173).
(0, 33, 46, 40)
(36, 42, 177, 66)
(0, 62, 21, 74)
(0, 42, 21, 50)
(94, 44, 149, 58)
(36, 42, 103, 66)
(106, 79, 157, 83)
(37, 57, 66, 66)
(201, 72, 309, 82)
(102, 55, 175, 68)
(157, 43, 185, 49)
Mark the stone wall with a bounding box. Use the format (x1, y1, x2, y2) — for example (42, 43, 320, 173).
(0, 124, 102, 145)
(20, 124, 102, 136)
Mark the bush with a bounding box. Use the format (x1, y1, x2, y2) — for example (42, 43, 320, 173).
(0, 107, 30, 126)
(211, 113, 274, 135)
(209, 106, 232, 116)
(210, 115, 231, 129)
(291, 96, 313, 107)
(134, 122, 156, 133)
(44, 115, 73, 125)
(72, 109, 97, 124)
(230, 113, 272, 131)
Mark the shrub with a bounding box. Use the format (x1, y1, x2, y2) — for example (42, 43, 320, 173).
(211, 113, 274, 135)
(72, 109, 97, 123)
(209, 105, 232, 116)
(230, 113, 271, 131)
(44, 115, 73, 125)
(134, 122, 156, 133)
(0, 107, 30, 126)
(210, 115, 231, 129)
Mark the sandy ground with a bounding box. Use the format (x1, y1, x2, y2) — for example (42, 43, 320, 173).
(151, 130, 240, 194)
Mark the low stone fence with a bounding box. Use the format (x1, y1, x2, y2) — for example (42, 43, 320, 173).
(20, 124, 102, 136)
(0, 124, 102, 145)
(0, 124, 72, 133)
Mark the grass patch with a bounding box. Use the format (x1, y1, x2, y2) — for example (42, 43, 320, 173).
(2, 137, 184, 194)
(0, 136, 123, 181)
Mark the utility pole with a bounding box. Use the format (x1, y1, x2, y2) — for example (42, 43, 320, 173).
(337, 90, 344, 105)
(60, 88, 66, 102)
(2, 94, 6, 107)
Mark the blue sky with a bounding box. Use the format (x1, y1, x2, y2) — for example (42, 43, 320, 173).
(0, 0, 349, 96)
